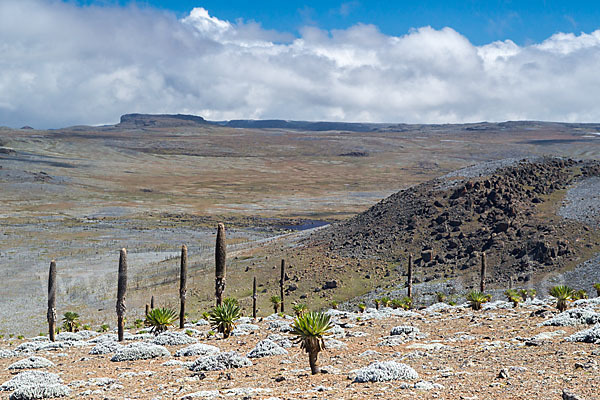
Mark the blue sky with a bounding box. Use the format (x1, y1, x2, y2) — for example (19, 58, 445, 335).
(2, 0, 600, 127)
(70, 0, 600, 45)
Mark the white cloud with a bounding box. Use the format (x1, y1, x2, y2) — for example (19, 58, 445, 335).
(1, 0, 600, 128)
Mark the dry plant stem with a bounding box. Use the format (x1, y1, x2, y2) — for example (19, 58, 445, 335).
(179, 244, 188, 329)
(280, 259, 285, 313)
(215, 223, 226, 306)
(252, 276, 257, 320)
(407, 253, 413, 299)
(116, 248, 127, 342)
(480, 252, 487, 293)
(47, 260, 57, 342)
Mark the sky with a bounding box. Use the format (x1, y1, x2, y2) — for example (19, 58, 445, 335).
(1, 0, 600, 128)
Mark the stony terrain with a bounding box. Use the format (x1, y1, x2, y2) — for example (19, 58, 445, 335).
(2, 298, 600, 399)
(2, 117, 600, 336)
(309, 158, 600, 293)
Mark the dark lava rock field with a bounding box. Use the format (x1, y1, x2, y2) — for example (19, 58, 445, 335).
(311, 158, 600, 289)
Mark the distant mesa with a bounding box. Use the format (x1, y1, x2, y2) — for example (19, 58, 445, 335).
(20, 125, 34, 130)
(118, 113, 209, 128)
(116, 113, 385, 132)
(113, 113, 600, 135)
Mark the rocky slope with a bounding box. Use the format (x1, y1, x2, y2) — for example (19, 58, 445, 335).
(310, 158, 600, 289)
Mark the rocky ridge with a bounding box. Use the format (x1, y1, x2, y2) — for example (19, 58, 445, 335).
(311, 158, 600, 289)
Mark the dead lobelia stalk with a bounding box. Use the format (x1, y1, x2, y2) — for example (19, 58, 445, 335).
(252, 276, 257, 320)
(407, 253, 413, 299)
(179, 244, 188, 329)
(280, 259, 285, 313)
(215, 223, 226, 306)
(47, 260, 57, 342)
(116, 248, 127, 342)
(480, 252, 487, 293)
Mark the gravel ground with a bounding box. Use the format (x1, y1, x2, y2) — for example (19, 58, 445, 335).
(1, 304, 599, 399)
(441, 156, 542, 180)
(559, 176, 600, 228)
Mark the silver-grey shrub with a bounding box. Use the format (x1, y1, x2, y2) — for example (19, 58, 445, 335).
(352, 361, 419, 383)
(110, 342, 170, 362)
(247, 340, 288, 358)
(174, 343, 220, 357)
(7, 357, 55, 370)
(189, 351, 252, 371)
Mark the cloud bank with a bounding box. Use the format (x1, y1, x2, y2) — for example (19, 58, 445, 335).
(1, 0, 600, 128)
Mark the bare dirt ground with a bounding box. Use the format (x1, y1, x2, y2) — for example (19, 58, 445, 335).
(1, 301, 599, 399)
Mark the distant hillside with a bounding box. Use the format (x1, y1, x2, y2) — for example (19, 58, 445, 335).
(309, 157, 600, 288)
(218, 119, 389, 132)
(118, 113, 210, 128)
(115, 113, 600, 133)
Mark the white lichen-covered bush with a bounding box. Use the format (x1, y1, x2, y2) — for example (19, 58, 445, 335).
(88, 334, 118, 343)
(237, 323, 260, 331)
(89, 341, 123, 355)
(573, 298, 600, 307)
(126, 333, 154, 341)
(163, 359, 193, 368)
(9, 383, 71, 400)
(247, 340, 288, 358)
(482, 301, 513, 310)
(14, 342, 44, 353)
(1, 371, 62, 391)
(0, 349, 17, 358)
(38, 342, 74, 352)
(28, 337, 49, 342)
(189, 351, 252, 371)
(7, 357, 55, 370)
(266, 334, 293, 348)
(152, 331, 197, 346)
(72, 330, 99, 340)
(174, 343, 220, 357)
(1, 371, 70, 399)
(565, 325, 600, 343)
(55, 332, 83, 341)
(541, 308, 600, 326)
(268, 320, 292, 332)
(352, 361, 419, 383)
(110, 342, 170, 362)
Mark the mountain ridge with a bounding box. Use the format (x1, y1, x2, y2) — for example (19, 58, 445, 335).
(115, 113, 600, 133)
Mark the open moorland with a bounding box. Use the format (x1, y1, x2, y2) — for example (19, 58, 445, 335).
(1, 116, 600, 337)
